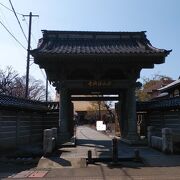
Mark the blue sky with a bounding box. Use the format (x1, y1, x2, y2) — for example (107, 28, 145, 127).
(0, 0, 180, 96)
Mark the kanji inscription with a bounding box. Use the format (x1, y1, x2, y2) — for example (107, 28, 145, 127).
(87, 80, 112, 87)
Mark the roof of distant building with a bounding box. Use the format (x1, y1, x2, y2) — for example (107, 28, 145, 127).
(153, 92, 169, 99)
(158, 79, 180, 92)
(143, 79, 174, 94)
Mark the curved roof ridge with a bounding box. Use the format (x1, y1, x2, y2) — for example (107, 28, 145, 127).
(42, 29, 147, 34)
(31, 30, 171, 58)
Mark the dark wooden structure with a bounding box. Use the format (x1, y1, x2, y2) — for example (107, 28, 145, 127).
(31, 30, 170, 144)
(0, 94, 59, 150)
(137, 97, 180, 150)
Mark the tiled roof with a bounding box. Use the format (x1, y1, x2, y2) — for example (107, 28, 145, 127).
(0, 94, 48, 111)
(154, 92, 169, 98)
(158, 79, 180, 92)
(137, 97, 180, 111)
(31, 30, 171, 56)
(144, 79, 174, 93)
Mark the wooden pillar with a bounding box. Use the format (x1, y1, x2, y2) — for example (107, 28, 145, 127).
(116, 94, 126, 137)
(120, 92, 128, 138)
(115, 102, 121, 136)
(68, 102, 74, 137)
(59, 86, 71, 143)
(16, 112, 21, 147)
(125, 85, 139, 143)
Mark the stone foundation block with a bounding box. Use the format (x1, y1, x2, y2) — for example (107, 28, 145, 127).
(51, 127, 58, 148)
(151, 136, 162, 150)
(147, 126, 154, 146)
(43, 129, 53, 155)
(162, 128, 173, 154)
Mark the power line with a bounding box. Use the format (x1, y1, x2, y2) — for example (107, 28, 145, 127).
(0, 6, 13, 32)
(0, 20, 26, 50)
(0, 2, 39, 47)
(9, 0, 28, 42)
(0, 10, 26, 59)
(0, 6, 27, 59)
(0, 2, 23, 15)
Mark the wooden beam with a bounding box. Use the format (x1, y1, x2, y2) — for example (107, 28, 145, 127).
(61, 80, 132, 89)
(71, 96, 119, 101)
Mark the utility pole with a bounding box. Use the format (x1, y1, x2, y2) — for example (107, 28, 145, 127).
(46, 77, 48, 102)
(24, 12, 39, 98)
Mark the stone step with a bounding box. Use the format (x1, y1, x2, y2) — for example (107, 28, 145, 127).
(61, 141, 76, 147)
(58, 135, 76, 147)
(37, 156, 87, 168)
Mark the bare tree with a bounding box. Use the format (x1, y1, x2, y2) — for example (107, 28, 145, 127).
(27, 76, 46, 100)
(87, 95, 115, 121)
(0, 66, 19, 95)
(0, 66, 46, 101)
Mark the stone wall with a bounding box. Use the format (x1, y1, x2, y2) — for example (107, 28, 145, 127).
(148, 127, 173, 153)
(0, 109, 58, 150)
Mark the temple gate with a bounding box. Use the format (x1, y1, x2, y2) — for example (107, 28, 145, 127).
(31, 30, 170, 144)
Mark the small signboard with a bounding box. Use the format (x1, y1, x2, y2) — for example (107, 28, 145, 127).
(96, 121, 106, 131)
(87, 80, 112, 87)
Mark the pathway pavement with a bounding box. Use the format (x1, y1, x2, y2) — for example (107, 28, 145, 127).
(3, 166, 180, 179)
(75, 126, 180, 167)
(2, 125, 180, 179)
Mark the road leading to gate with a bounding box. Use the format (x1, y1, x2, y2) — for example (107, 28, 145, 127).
(60, 125, 180, 167)
(76, 125, 112, 142)
(75, 125, 113, 158)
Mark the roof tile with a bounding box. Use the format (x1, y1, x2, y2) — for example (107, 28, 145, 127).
(31, 31, 171, 56)
(0, 94, 47, 111)
(137, 97, 180, 111)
